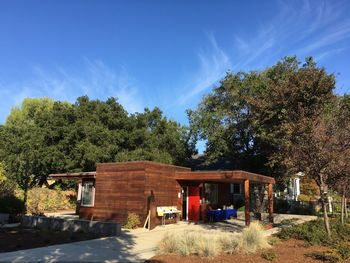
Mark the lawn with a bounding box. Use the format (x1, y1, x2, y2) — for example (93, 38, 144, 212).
(0, 227, 105, 253)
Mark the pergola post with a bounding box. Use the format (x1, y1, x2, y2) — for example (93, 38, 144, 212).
(268, 183, 273, 223)
(76, 180, 82, 215)
(244, 179, 250, 226)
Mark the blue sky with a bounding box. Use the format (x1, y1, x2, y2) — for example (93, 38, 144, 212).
(0, 0, 349, 128)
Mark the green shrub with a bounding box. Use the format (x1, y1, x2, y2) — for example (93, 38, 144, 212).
(123, 212, 141, 229)
(238, 221, 270, 254)
(261, 250, 277, 261)
(278, 218, 350, 261)
(268, 237, 280, 246)
(335, 242, 350, 260)
(277, 219, 329, 245)
(27, 188, 76, 215)
(332, 221, 350, 242)
(305, 251, 341, 263)
(278, 218, 350, 246)
(0, 180, 16, 198)
(297, 194, 312, 202)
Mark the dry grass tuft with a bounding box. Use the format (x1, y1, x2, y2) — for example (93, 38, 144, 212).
(157, 230, 239, 258)
(238, 221, 270, 254)
(157, 222, 270, 257)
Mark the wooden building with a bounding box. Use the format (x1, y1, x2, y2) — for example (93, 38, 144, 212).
(49, 161, 275, 229)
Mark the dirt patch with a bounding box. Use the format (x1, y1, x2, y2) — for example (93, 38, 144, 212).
(0, 227, 105, 253)
(146, 239, 329, 263)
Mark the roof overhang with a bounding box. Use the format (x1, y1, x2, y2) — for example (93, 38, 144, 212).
(175, 170, 275, 184)
(48, 171, 96, 180)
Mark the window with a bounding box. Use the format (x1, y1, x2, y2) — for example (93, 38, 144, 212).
(81, 181, 95, 206)
(230, 183, 241, 194)
(204, 183, 218, 204)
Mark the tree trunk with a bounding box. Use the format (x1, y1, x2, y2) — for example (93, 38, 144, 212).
(321, 199, 331, 237)
(318, 180, 331, 237)
(341, 191, 345, 225)
(23, 187, 28, 213)
(345, 197, 348, 219)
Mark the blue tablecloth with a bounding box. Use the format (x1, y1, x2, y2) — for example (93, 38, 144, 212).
(207, 208, 237, 221)
(224, 209, 237, 219)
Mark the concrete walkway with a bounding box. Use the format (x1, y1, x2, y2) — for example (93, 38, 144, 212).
(0, 221, 244, 263)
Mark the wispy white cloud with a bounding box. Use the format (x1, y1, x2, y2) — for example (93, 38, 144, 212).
(175, 0, 349, 112)
(314, 47, 346, 62)
(299, 20, 350, 55)
(0, 60, 143, 123)
(177, 33, 231, 105)
(230, 0, 349, 70)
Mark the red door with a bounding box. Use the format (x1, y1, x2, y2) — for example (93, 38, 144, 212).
(188, 186, 200, 221)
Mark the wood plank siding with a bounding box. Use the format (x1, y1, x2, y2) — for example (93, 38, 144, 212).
(49, 161, 275, 229)
(90, 161, 190, 228)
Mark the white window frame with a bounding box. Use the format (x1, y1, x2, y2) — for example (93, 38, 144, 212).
(81, 180, 95, 207)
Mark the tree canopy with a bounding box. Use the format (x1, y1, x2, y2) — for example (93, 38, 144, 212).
(0, 96, 196, 195)
(188, 56, 349, 235)
(188, 57, 337, 183)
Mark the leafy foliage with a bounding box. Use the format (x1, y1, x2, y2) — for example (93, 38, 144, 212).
(0, 96, 195, 208)
(278, 218, 350, 247)
(188, 57, 338, 185)
(27, 188, 76, 215)
(188, 56, 349, 236)
(305, 251, 341, 263)
(188, 70, 269, 173)
(123, 212, 141, 229)
(280, 218, 350, 261)
(261, 250, 277, 261)
(278, 219, 330, 245)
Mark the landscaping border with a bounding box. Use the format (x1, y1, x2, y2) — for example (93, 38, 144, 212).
(21, 215, 121, 236)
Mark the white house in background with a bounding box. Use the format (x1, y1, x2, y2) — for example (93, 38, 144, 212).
(286, 172, 304, 201)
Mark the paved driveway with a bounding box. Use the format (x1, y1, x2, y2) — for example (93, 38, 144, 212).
(0, 221, 244, 263)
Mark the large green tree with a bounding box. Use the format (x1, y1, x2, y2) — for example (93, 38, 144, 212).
(248, 57, 335, 180)
(0, 96, 195, 207)
(188, 70, 269, 173)
(189, 57, 336, 183)
(189, 56, 346, 236)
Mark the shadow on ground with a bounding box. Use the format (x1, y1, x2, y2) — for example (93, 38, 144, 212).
(195, 219, 245, 233)
(0, 230, 141, 263)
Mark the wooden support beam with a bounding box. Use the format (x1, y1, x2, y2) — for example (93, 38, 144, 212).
(200, 184, 206, 221)
(268, 183, 273, 223)
(244, 179, 250, 226)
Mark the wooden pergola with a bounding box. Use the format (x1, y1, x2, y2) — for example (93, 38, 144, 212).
(175, 170, 275, 226)
(49, 171, 96, 180)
